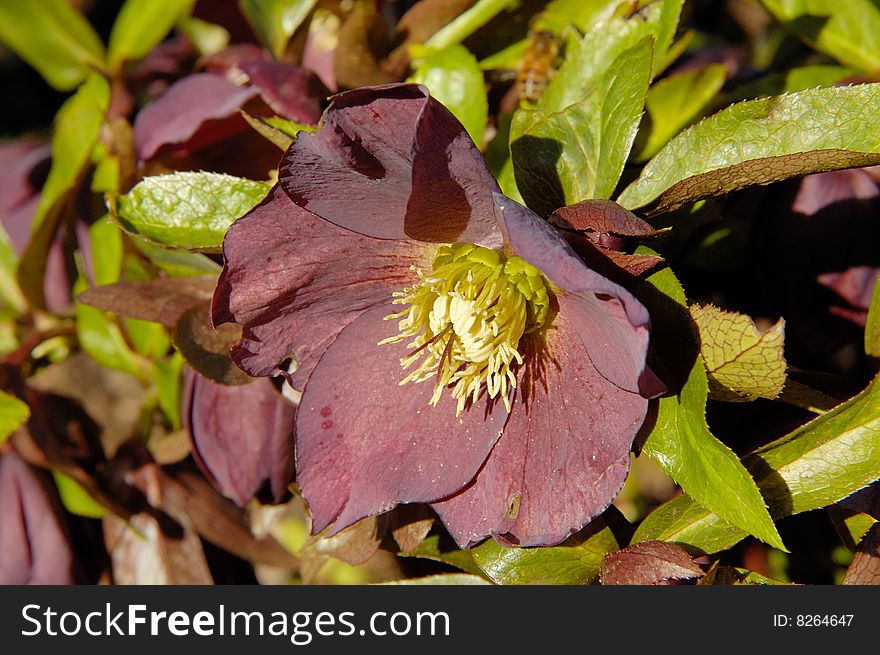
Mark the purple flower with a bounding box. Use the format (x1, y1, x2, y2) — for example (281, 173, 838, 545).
(213, 84, 659, 547)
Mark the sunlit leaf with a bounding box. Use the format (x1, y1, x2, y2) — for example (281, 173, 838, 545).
(639, 259, 785, 550)
(617, 84, 880, 215)
(760, 0, 880, 72)
(409, 45, 488, 146)
(511, 37, 652, 216)
(0, 390, 30, 445)
(52, 470, 107, 518)
(239, 0, 318, 59)
(107, 0, 193, 73)
(0, 0, 105, 90)
(114, 172, 271, 251)
(690, 304, 787, 402)
(635, 374, 880, 554)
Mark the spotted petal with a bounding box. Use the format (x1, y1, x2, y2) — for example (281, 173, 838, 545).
(296, 303, 509, 534)
(213, 185, 431, 384)
(432, 305, 648, 548)
(280, 83, 501, 247)
(494, 193, 653, 395)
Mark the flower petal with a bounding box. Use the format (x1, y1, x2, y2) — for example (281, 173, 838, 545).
(213, 185, 431, 383)
(494, 193, 652, 394)
(184, 372, 295, 506)
(296, 303, 509, 534)
(432, 309, 648, 547)
(280, 83, 501, 246)
(240, 61, 324, 125)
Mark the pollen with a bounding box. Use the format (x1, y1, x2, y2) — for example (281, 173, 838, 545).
(379, 243, 550, 415)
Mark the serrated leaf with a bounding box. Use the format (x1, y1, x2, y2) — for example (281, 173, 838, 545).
(17, 73, 110, 309)
(52, 470, 107, 518)
(379, 574, 492, 585)
(108, 0, 193, 73)
(0, 0, 105, 90)
(114, 173, 271, 251)
(471, 515, 620, 584)
(760, 0, 880, 72)
(635, 373, 880, 554)
(538, 0, 681, 113)
(639, 260, 785, 550)
(691, 304, 787, 402)
(634, 63, 728, 162)
(409, 45, 488, 146)
(600, 540, 703, 585)
(0, 390, 30, 445)
(617, 84, 880, 215)
(239, 0, 318, 59)
(511, 37, 652, 216)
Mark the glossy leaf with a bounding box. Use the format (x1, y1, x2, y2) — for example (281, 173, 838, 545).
(0, 390, 30, 445)
(0, 0, 105, 90)
(18, 73, 110, 309)
(618, 84, 880, 215)
(538, 0, 681, 113)
(471, 515, 620, 584)
(240, 0, 318, 59)
(634, 63, 727, 162)
(760, 0, 880, 72)
(114, 172, 271, 251)
(409, 45, 488, 146)
(690, 304, 787, 402)
(640, 263, 784, 550)
(511, 37, 652, 216)
(107, 0, 192, 72)
(636, 374, 880, 554)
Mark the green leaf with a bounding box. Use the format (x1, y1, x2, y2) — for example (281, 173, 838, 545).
(634, 63, 727, 162)
(0, 390, 30, 445)
(470, 515, 620, 584)
(635, 374, 880, 554)
(176, 16, 230, 57)
(690, 304, 787, 402)
(617, 84, 880, 215)
(0, 223, 25, 314)
(52, 471, 107, 518)
(114, 173, 271, 251)
(865, 278, 880, 360)
(156, 352, 185, 430)
(90, 216, 124, 287)
(108, 0, 193, 73)
(424, 0, 517, 51)
(722, 64, 857, 107)
(131, 238, 222, 277)
(760, 0, 880, 72)
(539, 0, 682, 113)
(409, 45, 488, 146)
(639, 261, 785, 550)
(0, 0, 105, 90)
(239, 0, 318, 59)
(17, 73, 110, 309)
(401, 535, 486, 578)
(511, 37, 652, 216)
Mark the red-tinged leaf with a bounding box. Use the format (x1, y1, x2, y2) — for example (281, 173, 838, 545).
(184, 372, 295, 506)
(551, 200, 657, 238)
(134, 73, 258, 161)
(842, 523, 880, 585)
(600, 540, 703, 585)
(0, 453, 75, 584)
(240, 61, 325, 124)
(77, 277, 217, 327)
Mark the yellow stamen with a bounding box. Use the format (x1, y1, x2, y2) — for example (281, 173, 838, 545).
(379, 243, 550, 415)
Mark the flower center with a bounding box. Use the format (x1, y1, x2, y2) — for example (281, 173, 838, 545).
(380, 243, 550, 415)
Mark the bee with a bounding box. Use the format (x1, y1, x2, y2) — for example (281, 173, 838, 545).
(516, 29, 564, 105)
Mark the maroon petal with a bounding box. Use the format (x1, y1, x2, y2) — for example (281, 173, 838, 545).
(432, 310, 648, 547)
(184, 372, 295, 506)
(134, 73, 258, 161)
(213, 185, 431, 383)
(495, 193, 653, 394)
(0, 453, 75, 584)
(240, 61, 325, 125)
(280, 83, 501, 247)
(296, 303, 509, 535)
